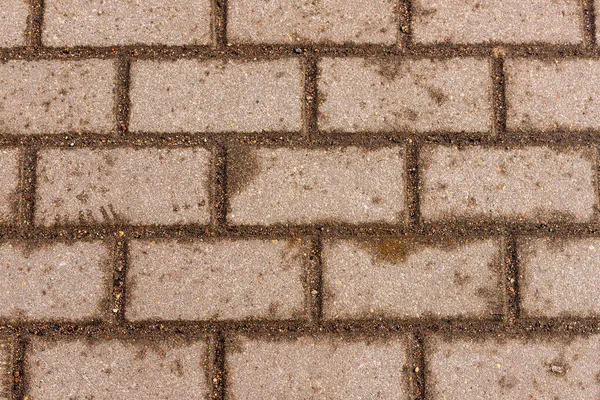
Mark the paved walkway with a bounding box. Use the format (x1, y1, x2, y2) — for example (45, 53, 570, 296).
(0, 0, 598, 399)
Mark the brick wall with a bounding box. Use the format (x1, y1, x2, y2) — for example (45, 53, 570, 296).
(0, 0, 598, 398)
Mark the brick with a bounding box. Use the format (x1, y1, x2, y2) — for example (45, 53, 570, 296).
(506, 59, 600, 131)
(35, 148, 211, 226)
(318, 57, 491, 133)
(0, 241, 110, 321)
(127, 238, 309, 321)
(429, 335, 600, 398)
(420, 146, 596, 222)
(322, 238, 503, 319)
(130, 59, 302, 133)
(227, 146, 405, 225)
(0, 60, 114, 135)
(412, 0, 582, 44)
(0, 0, 28, 47)
(0, 150, 19, 225)
(519, 237, 600, 317)
(0, 341, 11, 400)
(27, 338, 208, 400)
(43, 0, 211, 46)
(227, 0, 397, 44)
(228, 336, 408, 399)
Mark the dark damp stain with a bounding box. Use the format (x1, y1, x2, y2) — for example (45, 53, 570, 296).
(370, 58, 405, 81)
(453, 271, 472, 286)
(358, 238, 417, 264)
(498, 374, 518, 389)
(546, 358, 570, 376)
(227, 146, 261, 196)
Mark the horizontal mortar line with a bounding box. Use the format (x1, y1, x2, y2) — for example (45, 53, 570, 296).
(2, 131, 600, 148)
(0, 222, 599, 240)
(1, 318, 600, 337)
(0, 43, 598, 60)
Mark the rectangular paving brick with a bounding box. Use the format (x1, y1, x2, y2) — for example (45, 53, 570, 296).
(0, 241, 110, 321)
(322, 238, 503, 319)
(0, 0, 28, 47)
(27, 338, 208, 400)
(420, 146, 596, 223)
(130, 59, 302, 133)
(127, 238, 309, 321)
(43, 0, 211, 46)
(227, 336, 408, 399)
(0, 341, 11, 400)
(519, 237, 600, 317)
(0, 149, 19, 225)
(227, 146, 405, 225)
(35, 148, 212, 226)
(412, 0, 582, 44)
(318, 57, 491, 133)
(506, 59, 600, 131)
(429, 335, 600, 399)
(228, 0, 398, 44)
(0, 60, 115, 135)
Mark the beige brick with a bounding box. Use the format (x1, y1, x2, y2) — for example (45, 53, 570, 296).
(43, 0, 211, 46)
(506, 59, 600, 131)
(412, 0, 582, 44)
(0, 0, 28, 47)
(0, 149, 19, 225)
(430, 335, 600, 399)
(520, 237, 600, 317)
(0, 241, 110, 321)
(228, 336, 408, 399)
(420, 146, 597, 222)
(130, 59, 303, 133)
(127, 238, 309, 321)
(27, 338, 208, 400)
(322, 238, 503, 319)
(228, 0, 398, 44)
(318, 57, 491, 133)
(227, 146, 405, 225)
(35, 148, 212, 226)
(0, 60, 114, 135)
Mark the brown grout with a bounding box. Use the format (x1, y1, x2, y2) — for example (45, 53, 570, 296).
(409, 331, 426, 400)
(17, 149, 37, 237)
(112, 237, 129, 324)
(583, 0, 597, 50)
(303, 54, 319, 140)
(11, 334, 27, 400)
(307, 233, 324, 326)
(405, 141, 421, 233)
(504, 233, 521, 325)
(491, 55, 506, 139)
(115, 53, 132, 134)
(398, 0, 412, 49)
(212, 0, 228, 49)
(25, 0, 44, 49)
(208, 332, 226, 400)
(212, 143, 229, 231)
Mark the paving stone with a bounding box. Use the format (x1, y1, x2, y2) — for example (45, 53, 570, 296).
(0, 241, 110, 321)
(227, 336, 408, 399)
(318, 57, 491, 133)
(0, 60, 114, 135)
(0, 341, 11, 400)
(429, 335, 600, 399)
(130, 59, 302, 133)
(506, 59, 600, 131)
(420, 146, 596, 222)
(35, 148, 212, 226)
(519, 237, 600, 317)
(0, 149, 19, 225)
(0, 0, 28, 47)
(228, 0, 398, 44)
(412, 0, 582, 44)
(127, 238, 309, 321)
(227, 146, 405, 225)
(322, 238, 503, 319)
(43, 0, 211, 46)
(27, 338, 208, 400)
